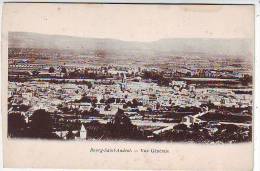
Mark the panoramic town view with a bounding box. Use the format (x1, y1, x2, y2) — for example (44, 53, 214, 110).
(8, 32, 253, 143)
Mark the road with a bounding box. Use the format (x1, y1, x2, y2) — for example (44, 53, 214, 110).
(219, 121, 251, 127)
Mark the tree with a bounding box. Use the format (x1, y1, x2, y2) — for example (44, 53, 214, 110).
(132, 99, 140, 108)
(32, 70, 39, 76)
(66, 127, 75, 140)
(84, 81, 92, 89)
(61, 67, 67, 74)
(49, 67, 55, 73)
(116, 98, 121, 103)
(126, 101, 132, 108)
(60, 67, 67, 77)
(92, 98, 98, 104)
(89, 107, 99, 116)
(80, 95, 92, 103)
(105, 104, 110, 111)
(114, 108, 131, 125)
(29, 109, 55, 138)
(81, 110, 89, 118)
(8, 113, 26, 137)
(174, 124, 188, 131)
(107, 98, 115, 104)
(240, 74, 252, 86)
(186, 71, 191, 77)
(13, 104, 31, 112)
(147, 107, 152, 114)
(156, 102, 161, 110)
(107, 109, 133, 137)
(100, 98, 105, 103)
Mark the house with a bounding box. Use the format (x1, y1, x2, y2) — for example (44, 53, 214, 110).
(182, 115, 204, 128)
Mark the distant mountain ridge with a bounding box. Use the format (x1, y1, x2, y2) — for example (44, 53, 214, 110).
(8, 32, 253, 58)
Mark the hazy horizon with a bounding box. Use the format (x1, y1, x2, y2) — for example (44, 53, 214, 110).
(8, 31, 254, 43)
(4, 4, 254, 41)
(9, 31, 254, 59)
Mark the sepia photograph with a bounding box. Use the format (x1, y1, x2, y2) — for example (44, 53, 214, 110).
(1, 2, 255, 170)
(6, 5, 253, 143)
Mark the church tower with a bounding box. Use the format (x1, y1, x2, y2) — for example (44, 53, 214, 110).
(80, 124, 87, 140)
(120, 73, 127, 91)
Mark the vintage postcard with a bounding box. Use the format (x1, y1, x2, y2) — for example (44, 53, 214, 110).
(1, 3, 254, 170)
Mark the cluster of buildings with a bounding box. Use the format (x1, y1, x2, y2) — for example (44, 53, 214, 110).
(7, 48, 253, 141)
(8, 63, 252, 140)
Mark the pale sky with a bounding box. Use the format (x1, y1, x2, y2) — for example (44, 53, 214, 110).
(3, 3, 254, 41)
